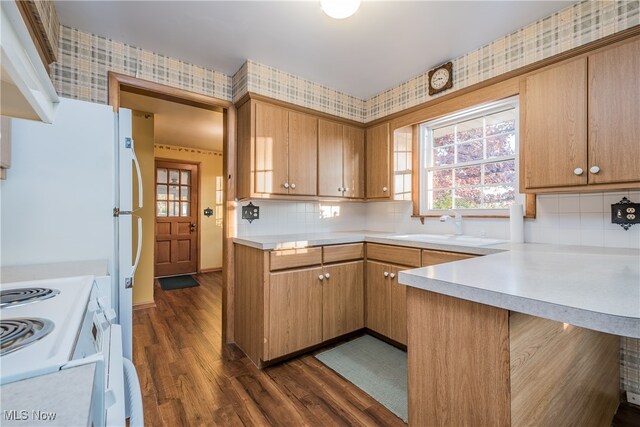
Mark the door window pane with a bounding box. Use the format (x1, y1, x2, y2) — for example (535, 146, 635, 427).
(169, 170, 180, 184)
(168, 202, 179, 216)
(169, 185, 179, 200)
(156, 202, 167, 217)
(157, 168, 167, 183)
(181, 171, 190, 185)
(180, 202, 190, 217)
(156, 185, 167, 200)
(180, 186, 190, 201)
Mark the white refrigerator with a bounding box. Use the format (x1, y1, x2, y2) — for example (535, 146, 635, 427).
(1, 97, 139, 359)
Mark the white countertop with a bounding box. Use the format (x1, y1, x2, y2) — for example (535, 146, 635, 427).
(0, 260, 109, 283)
(399, 244, 640, 338)
(0, 363, 95, 427)
(233, 231, 505, 255)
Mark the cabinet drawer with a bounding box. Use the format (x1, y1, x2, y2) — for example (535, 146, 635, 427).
(270, 247, 322, 271)
(366, 243, 421, 267)
(422, 249, 476, 267)
(323, 243, 364, 264)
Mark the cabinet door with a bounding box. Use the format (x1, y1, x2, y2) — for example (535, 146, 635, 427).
(288, 111, 318, 195)
(267, 267, 323, 360)
(366, 123, 391, 198)
(318, 120, 344, 197)
(588, 38, 640, 185)
(521, 58, 587, 189)
(255, 103, 289, 194)
(366, 260, 391, 336)
(343, 125, 365, 199)
(422, 249, 476, 267)
(389, 265, 407, 345)
(322, 261, 364, 341)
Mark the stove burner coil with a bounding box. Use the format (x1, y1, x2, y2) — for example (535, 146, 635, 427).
(0, 288, 60, 308)
(0, 318, 54, 356)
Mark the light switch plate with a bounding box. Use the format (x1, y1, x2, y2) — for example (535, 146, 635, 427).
(628, 391, 640, 406)
(242, 202, 259, 223)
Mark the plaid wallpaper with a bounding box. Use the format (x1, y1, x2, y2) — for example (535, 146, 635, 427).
(51, 0, 639, 394)
(233, 60, 366, 122)
(52, 26, 232, 105)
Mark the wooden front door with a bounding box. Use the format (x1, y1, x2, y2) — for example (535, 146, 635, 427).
(155, 161, 198, 277)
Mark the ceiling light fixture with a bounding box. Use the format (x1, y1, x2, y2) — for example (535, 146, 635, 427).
(321, 0, 361, 20)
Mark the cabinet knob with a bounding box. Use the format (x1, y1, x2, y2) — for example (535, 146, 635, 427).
(390, 273, 396, 279)
(383, 271, 389, 277)
(290, 183, 296, 189)
(344, 187, 349, 192)
(324, 273, 330, 279)
(573, 167, 584, 176)
(283, 183, 290, 189)
(382, 187, 388, 192)
(338, 187, 344, 192)
(318, 275, 324, 281)
(589, 166, 601, 174)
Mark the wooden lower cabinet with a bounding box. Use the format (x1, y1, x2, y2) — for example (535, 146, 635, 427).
(365, 261, 408, 345)
(366, 261, 391, 337)
(322, 261, 364, 341)
(407, 288, 620, 427)
(389, 266, 408, 345)
(267, 267, 323, 360)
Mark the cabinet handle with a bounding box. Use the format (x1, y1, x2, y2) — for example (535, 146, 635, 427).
(573, 167, 584, 176)
(324, 273, 330, 279)
(290, 183, 296, 189)
(382, 187, 388, 192)
(390, 273, 396, 279)
(318, 275, 324, 281)
(589, 166, 601, 174)
(383, 271, 389, 277)
(283, 183, 290, 189)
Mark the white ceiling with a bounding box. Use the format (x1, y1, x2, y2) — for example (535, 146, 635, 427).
(120, 91, 224, 151)
(55, 1, 574, 99)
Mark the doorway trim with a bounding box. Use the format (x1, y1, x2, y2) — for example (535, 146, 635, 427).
(109, 72, 236, 343)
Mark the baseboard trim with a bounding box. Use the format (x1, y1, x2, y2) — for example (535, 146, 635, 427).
(133, 301, 156, 310)
(200, 267, 222, 273)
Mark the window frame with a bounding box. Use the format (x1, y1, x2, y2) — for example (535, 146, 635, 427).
(418, 96, 522, 216)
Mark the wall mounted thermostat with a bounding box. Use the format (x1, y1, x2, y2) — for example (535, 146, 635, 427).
(611, 197, 640, 230)
(242, 202, 259, 223)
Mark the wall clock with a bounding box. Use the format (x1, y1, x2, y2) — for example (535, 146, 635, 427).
(428, 62, 453, 96)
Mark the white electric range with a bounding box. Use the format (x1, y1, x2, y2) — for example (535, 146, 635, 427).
(0, 275, 136, 426)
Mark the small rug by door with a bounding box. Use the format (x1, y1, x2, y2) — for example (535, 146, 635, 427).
(158, 275, 200, 291)
(315, 334, 408, 422)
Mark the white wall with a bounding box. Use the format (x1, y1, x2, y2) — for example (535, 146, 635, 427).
(236, 200, 367, 237)
(237, 192, 640, 251)
(1, 98, 115, 267)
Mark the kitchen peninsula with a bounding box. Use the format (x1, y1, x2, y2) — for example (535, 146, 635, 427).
(399, 244, 640, 427)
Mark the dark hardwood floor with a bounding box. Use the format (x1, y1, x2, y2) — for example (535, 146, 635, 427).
(133, 272, 406, 426)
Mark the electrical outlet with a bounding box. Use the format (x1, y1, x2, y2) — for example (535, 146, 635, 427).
(628, 391, 640, 406)
(241, 202, 259, 223)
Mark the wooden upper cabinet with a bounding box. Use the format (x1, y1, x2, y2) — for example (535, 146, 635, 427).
(318, 120, 344, 197)
(318, 120, 365, 199)
(343, 126, 365, 198)
(255, 102, 289, 194)
(588, 38, 640, 185)
(521, 57, 588, 190)
(366, 123, 391, 198)
(288, 111, 318, 195)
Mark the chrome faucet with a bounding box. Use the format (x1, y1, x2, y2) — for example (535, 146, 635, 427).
(439, 210, 463, 235)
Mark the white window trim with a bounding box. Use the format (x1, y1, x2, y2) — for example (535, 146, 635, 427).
(419, 96, 523, 216)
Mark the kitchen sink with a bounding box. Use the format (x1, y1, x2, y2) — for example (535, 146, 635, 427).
(387, 234, 506, 247)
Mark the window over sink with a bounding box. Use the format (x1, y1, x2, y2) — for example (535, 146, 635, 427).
(418, 97, 521, 215)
